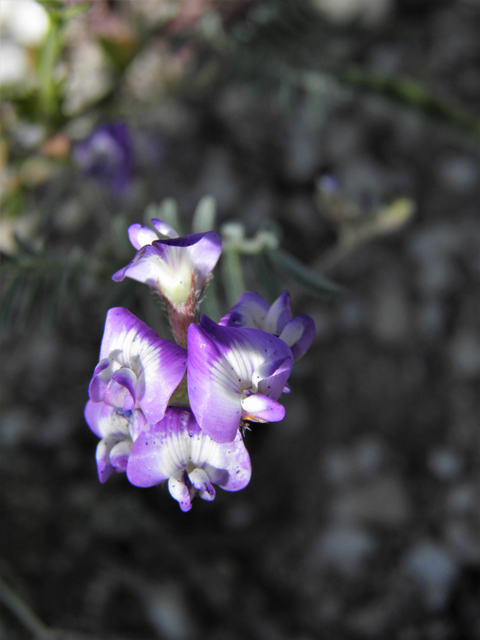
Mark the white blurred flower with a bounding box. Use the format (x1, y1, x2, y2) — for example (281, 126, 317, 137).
(0, 0, 50, 47)
(0, 41, 29, 85)
(312, 0, 391, 26)
(63, 41, 112, 115)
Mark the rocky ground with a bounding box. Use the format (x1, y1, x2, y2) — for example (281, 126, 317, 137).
(0, 1, 479, 639)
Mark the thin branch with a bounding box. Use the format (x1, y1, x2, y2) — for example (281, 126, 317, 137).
(0, 577, 52, 639)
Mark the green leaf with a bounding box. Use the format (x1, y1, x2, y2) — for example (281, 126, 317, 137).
(192, 195, 216, 233)
(0, 273, 25, 327)
(13, 234, 38, 256)
(267, 248, 343, 297)
(38, 0, 91, 22)
(253, 251, 281, 302)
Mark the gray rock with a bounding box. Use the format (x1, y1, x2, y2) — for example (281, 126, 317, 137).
(401, 541, 459, 610)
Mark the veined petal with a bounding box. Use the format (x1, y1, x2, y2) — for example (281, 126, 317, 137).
(188, 316, 293, 443)
(126, 408, 252, 495)
(279, 314, 316, 360)
(84, 401, 146, 441)
(85, 400, 129, 439)
(151, 218, 179, 239)
(97, 308, 187, 423)
(128, 224, 159, 250)
(187, 321, 243, 443)
(265, 290, 292, 335)
(127, 409, 196, 487)
(241, 394, 286, 423)
(219, 291, 270, 329)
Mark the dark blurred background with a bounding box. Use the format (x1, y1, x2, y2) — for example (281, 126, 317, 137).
(0, 0, 479, 638)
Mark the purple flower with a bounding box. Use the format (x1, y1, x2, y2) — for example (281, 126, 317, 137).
(127, 407, 252, 512)
(84, 400, 146, 483)
(112, 219, 222, 310)
(74, 122, 134, 195)
(220, 290, 315, 360)
(187, 315, 293, 444)
(88, 307, 187, 424)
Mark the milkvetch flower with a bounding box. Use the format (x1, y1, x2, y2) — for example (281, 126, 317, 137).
(112, 219, 221, 309)
(187, 315, 293, 444)
(126, 407, 252, 512)
(88, 307, 187, 424)
(74, 122, 134, 195)
(220, 290, 315, 360)
(84, 400, 146, 483)
(112, 219, 222, 347)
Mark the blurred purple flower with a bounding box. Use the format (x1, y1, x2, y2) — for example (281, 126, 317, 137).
(220, 290, 315, 360)
(74, 122, 134, 194)
(187, 315, 293, 444)
(84, 401, 146, 483)
(89, 307, 187, 424)
(127, 407, 251, 512)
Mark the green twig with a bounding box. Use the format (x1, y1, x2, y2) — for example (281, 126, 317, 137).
(0, 577, 52, 639)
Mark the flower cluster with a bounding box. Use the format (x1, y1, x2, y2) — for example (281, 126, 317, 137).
(85, 218, 315, 511)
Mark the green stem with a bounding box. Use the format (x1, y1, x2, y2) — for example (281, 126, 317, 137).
(221, 250, 246, 308)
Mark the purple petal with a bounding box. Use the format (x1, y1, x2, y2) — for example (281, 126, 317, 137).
(74, 122, 134, 196)
(219, 291, 270, 329)
(88, 358, 113, 402)
(128, 224, 159, 250)
(126, 407, 252, 493)
(279, 314, 316, 360)
(112, 367, 137, 407)
(97, 308, 187, 424)
(187, 316, 293, 443)
(109, 440, 132, 472)
(151, 218, 179, 239)
(112, 231, 221, 307)
(241, 394, 286, 423)
(102, 366, 137, 410)
(95, 437, 116, 483)
(103, 378, 134, 411)
(188, 468, 215, 501)
(186, 231, 222, 290)
(127, 409, 197, 487)
(157, 230, 222, 292)
(168, 475, 192, 512)
(265, 290, 292, 335)
(112, 243, 173, 285)
(252, 357, 292, 398)
(212, 430, 252, 492)
(84, 400, 146, 440)
(111, 243, 196, 308)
